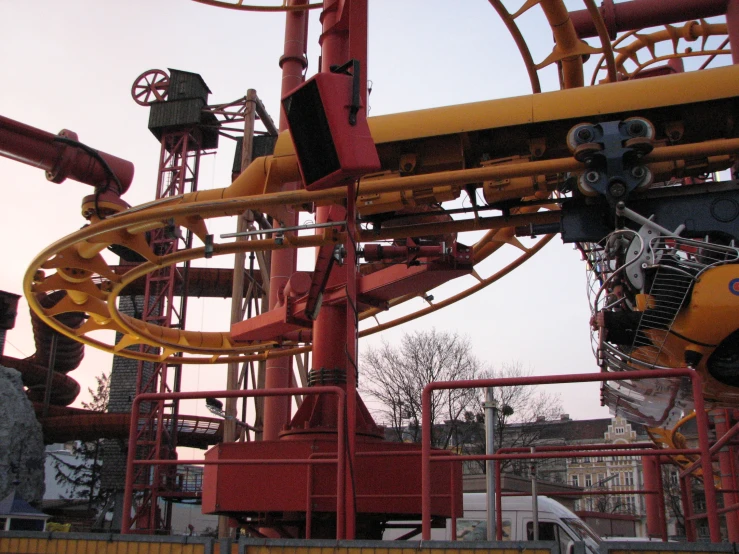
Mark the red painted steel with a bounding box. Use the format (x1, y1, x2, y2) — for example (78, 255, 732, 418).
(231, 253, 472, 341)
(306, 0, 368, 539)
(433, 448, 698, 462)
(712, 410, 739, 540)
(96, 0, 739, 539)
(0, 115, 133, 192)
(642, 455, 662, 538)
(569, 0, 729, 39)
(729, 0, 739, 63)
(128, 129, 201, 534)
(202, 440, 460, 518)
(344, 180, 359, 539)
(262, 0, 309, 443)
(681, 474, 697, 541)
(421, 369, 722, 542)
(122, 386, 345, 536)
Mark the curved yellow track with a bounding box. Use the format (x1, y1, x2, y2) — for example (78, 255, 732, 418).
(24, 2, 737, 387)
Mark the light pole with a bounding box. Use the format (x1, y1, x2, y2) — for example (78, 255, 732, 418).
(484, 388, 498, 541)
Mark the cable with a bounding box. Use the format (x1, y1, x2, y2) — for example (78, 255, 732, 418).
(3, 339, 29, 358)
(52, 136, 123, 220)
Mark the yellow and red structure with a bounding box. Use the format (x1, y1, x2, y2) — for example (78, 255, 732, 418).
(4, 0, 739, 543)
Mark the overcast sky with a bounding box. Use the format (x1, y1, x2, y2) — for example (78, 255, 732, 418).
(2, 0, 727, 424)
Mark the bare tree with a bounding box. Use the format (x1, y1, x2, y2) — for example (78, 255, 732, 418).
(661, 465, 708, 539)
(479, 363, 563, 454)
(361, 329, 480, 449)
(360, 333, 563, 469)
(594, 489, 630, 514)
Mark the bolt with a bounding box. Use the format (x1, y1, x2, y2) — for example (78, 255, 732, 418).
(627, 120, 645, 137)
(631, 166, 646, 179)
(585, 170, 600, 184)
(577, 127, 593, 142)
(609, 182, 627, 197)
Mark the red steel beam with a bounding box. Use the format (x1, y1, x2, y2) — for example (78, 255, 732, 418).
(121, 385, 345, 536)
(643, 454, 663, 538)
(570, 0, 729, 39)
(711, 410, 739, 540)
(432, 448, 698, 462)
(421, 368, 722, 542)
(496, 442, 657, 453)
(0, 115, 133, 192)
(729, 0, 739, 63)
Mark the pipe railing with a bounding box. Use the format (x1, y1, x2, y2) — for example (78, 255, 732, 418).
(122, 386, 345, 537)
(421, 368, 722, 542)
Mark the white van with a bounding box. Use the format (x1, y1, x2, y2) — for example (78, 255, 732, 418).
(451, 494, 601, 554)
(384, 494, 601, 554)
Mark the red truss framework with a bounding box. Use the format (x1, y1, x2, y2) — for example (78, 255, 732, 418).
(129, 130, 202, 533)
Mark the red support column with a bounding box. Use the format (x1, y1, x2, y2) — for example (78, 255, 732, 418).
(729, 0, 739, 64)
(343, 181, 358, 539)
(642, 455, 662, 538)
(681, 474, 696, 541)
(654, 456, 668, 541)
(262, 0, 309, 442)
(691, 377, 722, 542)
(712, 410, 739, 541)
(313, 0, 368, 539)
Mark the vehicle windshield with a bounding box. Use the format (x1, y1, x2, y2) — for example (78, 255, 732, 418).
(563, 518, 602, 550)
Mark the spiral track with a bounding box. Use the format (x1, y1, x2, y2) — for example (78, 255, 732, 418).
(22, 1, 739, 430)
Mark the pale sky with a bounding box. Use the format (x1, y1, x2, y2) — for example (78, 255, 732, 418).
(2, 0, 726, 424)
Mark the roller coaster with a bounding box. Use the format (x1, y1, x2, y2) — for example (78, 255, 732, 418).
(2, 0, 739, 544)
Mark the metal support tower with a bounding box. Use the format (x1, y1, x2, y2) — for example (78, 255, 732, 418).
(129, 129, 201, 533)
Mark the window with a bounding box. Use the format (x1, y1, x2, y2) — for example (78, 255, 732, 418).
(572, 475, 579, 487)
(526, 521, 559, 541)
(625, 496, 636, 513)
(624, 472, 634, 486)
(585, 474, 592, 487)
(615, 427, 624, 434)
(583, 456, 590, 463)
(456, 519, 511, 541)
(612, 474, 620, 486)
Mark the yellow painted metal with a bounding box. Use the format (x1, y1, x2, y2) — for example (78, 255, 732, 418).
(672, 265, 739, 349)
(591, 21, 728, 84)
(22, 52, 739, 367)
(0, 536, 208, 554)
(276, 64, 739, 151)
(23, 132, 739, 365)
